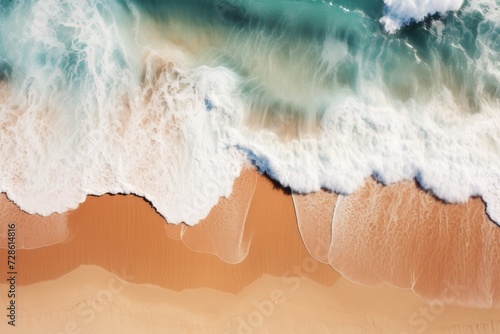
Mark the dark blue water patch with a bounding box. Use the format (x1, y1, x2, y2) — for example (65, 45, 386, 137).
(371, 171, 393, 186)
(238, 145, 279, 181)
(204, 97, 214, 111)
(0, 0, 16, 15)
(0, 61, 12, 81)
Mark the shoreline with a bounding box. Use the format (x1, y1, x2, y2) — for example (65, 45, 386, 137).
(0, 169, 500, 333)
(1, 169, 339, 293)
(0, 170, 498, 301)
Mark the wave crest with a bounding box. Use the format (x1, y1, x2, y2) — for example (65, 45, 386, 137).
(380, 0, 464, 32)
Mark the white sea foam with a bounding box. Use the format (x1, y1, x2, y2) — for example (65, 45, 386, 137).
(0, 0, 245, 225)
(380, 0, 464, 32)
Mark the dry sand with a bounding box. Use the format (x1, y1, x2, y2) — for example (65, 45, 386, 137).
(3, 265, 500, 334)
(1, 169, 500, 333)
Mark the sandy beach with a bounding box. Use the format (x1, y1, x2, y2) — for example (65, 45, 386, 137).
(0, 1, 498, 333)
(1, 169, 500, 333)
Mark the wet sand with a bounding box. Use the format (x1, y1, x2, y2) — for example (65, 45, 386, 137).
(0, 193, 69, 249)
(1, 169, 500, 333)
(329, 179, 500, 308)
(1, 168, 338, 292)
